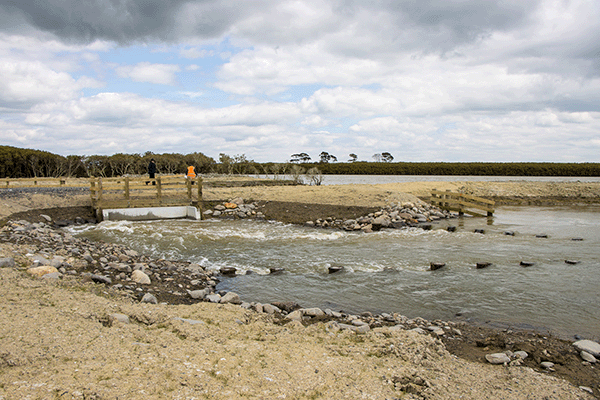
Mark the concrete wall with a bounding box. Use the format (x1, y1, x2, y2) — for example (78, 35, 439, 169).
(102, 206, 201, 221)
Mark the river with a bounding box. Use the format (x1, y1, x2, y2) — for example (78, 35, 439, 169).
(70, 176, 600, 340)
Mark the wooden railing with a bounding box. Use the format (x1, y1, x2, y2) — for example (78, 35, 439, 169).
(0, 177, 88, 188)
(431, 189, 495, 217)
(90, 175, 203, 211)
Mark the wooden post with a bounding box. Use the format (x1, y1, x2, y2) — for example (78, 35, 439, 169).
(98, 178, 103, 202)
(124, 177, 130, 200)
(90, 178, 95, 204)
(197, 176, 203, 219)
(157, 177, 162, 203)
(197, 176, 203, 202)
(186, 177, 192, 200)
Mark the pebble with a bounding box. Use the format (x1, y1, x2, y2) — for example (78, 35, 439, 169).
(485, 353, 510, 365)
(580, 351, 597, 363)
(141, 293, 157, 304)
(220, 291, 242, 304)
(109, 313, 130, 325)
(540, 361, 554, 370)
(0, 257, 15, 268)
(27, 265, 59, 277)
(131, 270, 151, 284)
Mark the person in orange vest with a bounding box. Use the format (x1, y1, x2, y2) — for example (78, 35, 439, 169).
(186, 165, 196, 184)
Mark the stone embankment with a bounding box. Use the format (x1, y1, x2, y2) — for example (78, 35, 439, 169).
(203, 197, 455, 232)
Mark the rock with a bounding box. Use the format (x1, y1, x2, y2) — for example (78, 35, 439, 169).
(573, 339, 600, 357)
(337, 323, 370, 334)
(328, 265, 344, 274)
(485, 353, 510, 365)
(131, 270, 151, 284)
(42, 272, 61, 279)
(476, 262, 491, 269)
(427, 326, 445, 335)
(540, 361, 555, 370)
(520, 261, 535, 267)
(514, 351, 528, 360)
(205, 293, 221, 303)
(0, 257, 15, 268)
(430, 262, 445, 271)
(224, 202, 238, 209)
(219, 267, 236, 276)
(262, 304, 281, 314)
(269, 267, 284, 275)
(109, 313, 130, 325)
(272, 301, 301, 312)
(173, 317, 205, 325)
(141, 293, 157, 304)
(580, 351, 597, 363)
(89, 274, 112, 285)
(27, 265, 59, 277)
(303, 308, 325, 317)
(580, 386, 594, 394)
(220, 291, 242, 304)
(287, 310, 304, 321)
(564, 259, 580, 265)
(30, 254, 50, 266)
(187, 288, 210, 299)
(40, 214, 52, 222)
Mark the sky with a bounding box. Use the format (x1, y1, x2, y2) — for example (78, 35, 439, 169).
(0, 0, 599, 163)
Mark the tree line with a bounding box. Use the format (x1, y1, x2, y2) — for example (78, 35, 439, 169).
(0, 146, 216, 178)
(1, 145, 599, 178)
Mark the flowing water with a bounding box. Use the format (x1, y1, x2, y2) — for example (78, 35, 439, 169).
(71, 205, 600, 340)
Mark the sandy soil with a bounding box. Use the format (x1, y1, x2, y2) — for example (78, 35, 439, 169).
(204, 180, 600, 207)
(1, 179, 599, 399)
(2, 180, 600, 220)
(0, 264, 593, 400)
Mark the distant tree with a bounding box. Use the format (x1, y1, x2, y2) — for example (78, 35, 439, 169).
(306, 167, 324, 185)
(319, 151, 337, 163)
(372, 153, 382, 162)
(156, 153, 185, 175)
(348, 153, 358, 162)
(83, 155, 109, 177)
(184, 152, 215, 174)
(381, 152, 394, 162)
(290, 152, 311, 163)
(108, 153, 139, 176)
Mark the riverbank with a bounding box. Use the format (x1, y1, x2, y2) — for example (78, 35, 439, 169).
(0, 182, 599, 398)
(0, 219, 597, 399)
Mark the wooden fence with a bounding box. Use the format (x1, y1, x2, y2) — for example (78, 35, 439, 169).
(90, 175, 203, 212)
(430, 189, 495, 217)
(0, 177, 88, 188)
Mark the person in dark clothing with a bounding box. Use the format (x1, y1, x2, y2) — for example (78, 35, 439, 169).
(146, 159, 157, 185)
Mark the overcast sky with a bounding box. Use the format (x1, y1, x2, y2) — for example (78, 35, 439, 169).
(1, 0, 599, 163)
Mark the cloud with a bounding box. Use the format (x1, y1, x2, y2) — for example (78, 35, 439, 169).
(115, 62, 181, 85)
(1, 1, 600, 162)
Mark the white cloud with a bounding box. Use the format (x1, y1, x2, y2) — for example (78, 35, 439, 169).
(1, 1, 600, 162)
(180, 47, 214, 59)
(115, 62, 181, 85)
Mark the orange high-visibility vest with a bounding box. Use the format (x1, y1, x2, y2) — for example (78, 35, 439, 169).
(187, 166, 196, 178)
